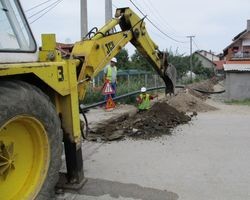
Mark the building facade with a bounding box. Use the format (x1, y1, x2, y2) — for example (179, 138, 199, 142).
(223, 20, 250, 100)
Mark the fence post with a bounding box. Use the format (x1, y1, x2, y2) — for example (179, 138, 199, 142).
(127, 73, 130, 92)
(154, 74, 157, 87)
(145, 74, 148, 87)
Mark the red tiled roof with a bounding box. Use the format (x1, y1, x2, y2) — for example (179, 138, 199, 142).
(222, 60, 250, 71)
(213, 61, 225, 70)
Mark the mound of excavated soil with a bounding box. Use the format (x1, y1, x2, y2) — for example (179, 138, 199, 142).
(167, 92, 217, 113)
(188, 79, 216, 93)
(127, 102, 191, 139)
(88, 102, 191, 141)
(185, 79, 218, 100)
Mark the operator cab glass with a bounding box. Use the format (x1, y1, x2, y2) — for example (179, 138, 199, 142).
(0, 0, 36, 52)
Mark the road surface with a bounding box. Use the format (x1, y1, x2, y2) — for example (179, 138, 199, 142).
(57, 100, 250, 200)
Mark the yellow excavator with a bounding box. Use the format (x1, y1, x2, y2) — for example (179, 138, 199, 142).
(0, 0, 175, 199)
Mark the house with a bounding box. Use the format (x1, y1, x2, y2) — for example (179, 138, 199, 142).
(223, 20, 250, 100)
(223, 20, 250, 61)
(193, 50, 222, 76)
(195, 50, 220, 62)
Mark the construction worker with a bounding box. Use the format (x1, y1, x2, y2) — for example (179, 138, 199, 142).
(136, 87, 158, 111)
(104, 57, 118, 99)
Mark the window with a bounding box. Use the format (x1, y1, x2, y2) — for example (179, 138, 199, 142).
(0, 0, 36, 52)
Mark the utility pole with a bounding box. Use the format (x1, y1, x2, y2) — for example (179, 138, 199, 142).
(80, 0, 88, 39)
(105, 0, 112, 23)
(187, 35, 195, 81)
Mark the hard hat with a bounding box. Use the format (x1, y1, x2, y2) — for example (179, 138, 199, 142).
(111, 57, 117, 63)
(141, 87, 147, 92)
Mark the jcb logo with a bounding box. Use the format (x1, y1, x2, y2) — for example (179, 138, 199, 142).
(105, 41, 115, 55)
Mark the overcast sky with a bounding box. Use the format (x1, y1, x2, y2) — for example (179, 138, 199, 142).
(20, 0, 250, 56)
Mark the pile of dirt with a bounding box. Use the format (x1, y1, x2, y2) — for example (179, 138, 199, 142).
(167, 91, 217, 113)
(185, 79, 218, 100)
(187, 79, 216, 93)
(165, 78, 219, 113)
(87, 79, 218, 141)
(187, 88, 207, 100)
(87, 102, 191, 141)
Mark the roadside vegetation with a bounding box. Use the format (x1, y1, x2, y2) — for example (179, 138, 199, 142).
(225, 99, 250, 106)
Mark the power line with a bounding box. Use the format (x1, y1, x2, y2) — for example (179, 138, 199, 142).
(27, 0, 62, 19)
(25, 0, 54, 12)
(193, 38, 200, 51)
(139, 0, 177, 36)
(128, 0, 188, 44)
(138, 1, 169, 31)
(145, 0, 186, 38)
(29, 0, 63, 24)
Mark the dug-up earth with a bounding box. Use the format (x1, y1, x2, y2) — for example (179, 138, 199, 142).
(85, 79, 218, 141)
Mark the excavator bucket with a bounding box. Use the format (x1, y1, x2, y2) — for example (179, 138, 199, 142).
(165, 63, 176, 94)
(160, 51, 176, 95)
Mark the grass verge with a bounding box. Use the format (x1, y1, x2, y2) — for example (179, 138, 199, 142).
(225, 99, 250, 106)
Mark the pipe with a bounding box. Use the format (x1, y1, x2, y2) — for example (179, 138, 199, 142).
(80, 85, 225, 110)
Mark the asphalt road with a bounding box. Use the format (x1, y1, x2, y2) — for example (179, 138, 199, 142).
(57, 100, 250, 200)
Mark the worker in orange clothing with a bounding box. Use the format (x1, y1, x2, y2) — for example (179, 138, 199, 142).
(136, 87, 158, 112)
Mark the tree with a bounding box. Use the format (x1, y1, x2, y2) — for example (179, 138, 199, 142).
(116, 48, 131, 70)
(130, 50, 153, 71)
(167, 50, 212, 80)
(168, 51, 190, 79)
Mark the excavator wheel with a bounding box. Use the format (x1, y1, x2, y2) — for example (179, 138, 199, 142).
(0, 80, 62, 200)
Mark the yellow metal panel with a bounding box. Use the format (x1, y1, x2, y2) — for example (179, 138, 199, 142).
(41, 34, 56, 51)
(54, 60, 81, 141)
(0, 60, 80, 96)
(122, 8, 161, 67)
(0, 60, 81, 142)
(92, 18, 120, 40)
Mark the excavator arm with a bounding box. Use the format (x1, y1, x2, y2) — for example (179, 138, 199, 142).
(71, 7, 176, 100)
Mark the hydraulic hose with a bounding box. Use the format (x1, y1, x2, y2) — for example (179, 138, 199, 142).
(79, 106, 90, 139)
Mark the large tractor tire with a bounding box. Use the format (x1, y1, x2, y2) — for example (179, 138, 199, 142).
(0, 80, 62, 200)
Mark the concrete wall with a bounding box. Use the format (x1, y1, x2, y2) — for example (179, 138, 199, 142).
(225, 72, 250, 100)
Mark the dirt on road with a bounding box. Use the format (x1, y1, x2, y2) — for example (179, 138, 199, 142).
(88, 102, 191, 141)
(167, 91, 217, 113)
(86, 79, 219, 141)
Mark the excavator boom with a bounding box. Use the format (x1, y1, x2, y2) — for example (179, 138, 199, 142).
(71, 7, 176, 100)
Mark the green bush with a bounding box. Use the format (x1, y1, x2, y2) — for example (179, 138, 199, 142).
(225, 99, 250, 106)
